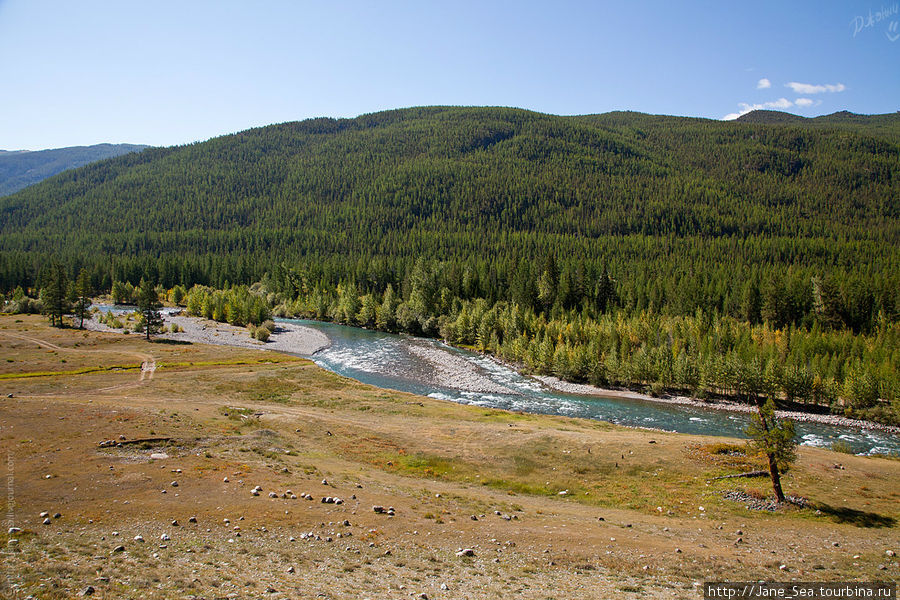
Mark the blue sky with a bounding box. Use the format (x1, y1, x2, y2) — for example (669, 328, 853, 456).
(1, 0, 897, 149)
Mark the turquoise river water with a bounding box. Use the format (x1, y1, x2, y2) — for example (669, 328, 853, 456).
(286, 319, 899, 456)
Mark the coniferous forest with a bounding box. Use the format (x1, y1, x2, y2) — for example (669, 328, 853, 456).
(1, 107, 898, 423)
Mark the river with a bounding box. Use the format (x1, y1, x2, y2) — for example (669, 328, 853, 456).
(285, 319, 899, 456)
(92, 305, 899, 455)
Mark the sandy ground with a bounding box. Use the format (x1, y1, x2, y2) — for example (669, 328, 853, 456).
(85, 311, 330, 356)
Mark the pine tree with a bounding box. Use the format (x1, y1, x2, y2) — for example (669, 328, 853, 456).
(137, 278, 163, 341)
(74, 268, 92, 329)
(41, 263, 69, 327)
(745, 398, 797, 503)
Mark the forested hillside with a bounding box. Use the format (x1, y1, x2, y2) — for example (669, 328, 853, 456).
(1, 107, 898, 421)
(0, 143, 148, 196)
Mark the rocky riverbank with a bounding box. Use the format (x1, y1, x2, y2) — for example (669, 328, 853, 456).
(407, 341, 518, 395)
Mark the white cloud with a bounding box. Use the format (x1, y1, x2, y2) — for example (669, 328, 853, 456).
(757, 78, 772, 89)
(785, 82, 846, 94)
(794, 97, 814, 107)
(722, 98, 793, 120)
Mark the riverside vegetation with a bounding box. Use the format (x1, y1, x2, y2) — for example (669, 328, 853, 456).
(1, 107, 898, 424)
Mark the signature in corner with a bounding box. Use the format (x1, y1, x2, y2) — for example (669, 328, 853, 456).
(850, 4, 899, 39)
(887, 20, 900, 41)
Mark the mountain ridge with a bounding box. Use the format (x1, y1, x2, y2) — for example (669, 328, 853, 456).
(0, 105, 897, 298)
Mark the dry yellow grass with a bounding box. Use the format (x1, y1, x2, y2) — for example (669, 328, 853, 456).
(1, 315, 897, 599)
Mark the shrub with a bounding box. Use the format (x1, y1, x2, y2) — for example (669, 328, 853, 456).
(830, 440, 854, 454)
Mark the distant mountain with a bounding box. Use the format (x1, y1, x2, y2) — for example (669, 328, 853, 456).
(735, 110, 807, 124)
(0, 143, 149, 196)
(735, 110, 900, 138)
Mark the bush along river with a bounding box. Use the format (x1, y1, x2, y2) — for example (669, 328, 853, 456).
(284, 319, 900, 456)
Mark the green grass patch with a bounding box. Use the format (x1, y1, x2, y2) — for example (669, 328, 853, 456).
(0, 364, 141, 379)
(390, 452, 470, 479)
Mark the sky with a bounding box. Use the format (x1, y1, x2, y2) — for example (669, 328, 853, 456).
(1, 0, 898, 150)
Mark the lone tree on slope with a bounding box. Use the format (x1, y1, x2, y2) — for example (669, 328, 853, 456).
(745, 397, 797, 503)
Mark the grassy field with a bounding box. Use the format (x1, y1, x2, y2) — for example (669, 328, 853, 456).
(1, 315, 897, 599)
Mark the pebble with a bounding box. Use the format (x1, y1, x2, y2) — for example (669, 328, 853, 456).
(887, 550, 896, 557)
(81, 586, 95, 596)
(456, 548, 475, 557)
(161, 534, 170, 541)
(171, 520, 179, 527)
(8, 527, 21, 535)
(113, 545, 125, 552)
(373, 506, 385, 514)
(171, 481, 178, 487)
(134, 535, 144, 543)
(40, 511, 49, 518)
(287, 566, 295, 573)
(42, 518, 51, 525)
(189, 516, 197, 523)
(223, 476, 229, 483)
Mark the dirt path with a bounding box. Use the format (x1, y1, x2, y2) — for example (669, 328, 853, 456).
(0, 329, 156, 388)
